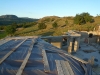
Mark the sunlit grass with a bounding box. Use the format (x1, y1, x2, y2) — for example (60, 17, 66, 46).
(10, 16, 100, 37)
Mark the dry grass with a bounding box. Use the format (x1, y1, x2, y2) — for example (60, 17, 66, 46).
(15, 16, 100, 36)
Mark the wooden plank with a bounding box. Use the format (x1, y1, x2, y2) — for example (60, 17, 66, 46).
(64, 53, 88, 63)
(55, 60, 74, 75)
(65, 61, 74, 75)
(0, 39, 11, 46)
(0, 39, 27, 64)
(58, 54, 82, 74)
(42, 49, 50, 72)
(16, 39, 36, 75)
(60, 60, 70, 75)
(55, 60, 64, 75)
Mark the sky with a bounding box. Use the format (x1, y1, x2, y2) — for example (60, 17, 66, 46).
(0, 0, 100, 18)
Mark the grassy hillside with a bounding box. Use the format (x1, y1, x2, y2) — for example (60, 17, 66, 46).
(15, 16, 100, 36)
(0, 16, 100, 39)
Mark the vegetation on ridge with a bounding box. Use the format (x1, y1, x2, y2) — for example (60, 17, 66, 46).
(0, 12, 100, 39)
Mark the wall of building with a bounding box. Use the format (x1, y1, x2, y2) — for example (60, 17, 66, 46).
(79, 31, 99, 43)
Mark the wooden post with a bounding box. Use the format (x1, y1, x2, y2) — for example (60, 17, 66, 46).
(68, 38, 73, 53)
(74, 38, 80, 52)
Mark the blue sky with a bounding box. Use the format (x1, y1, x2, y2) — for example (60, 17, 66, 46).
(0, 0, 99, 18)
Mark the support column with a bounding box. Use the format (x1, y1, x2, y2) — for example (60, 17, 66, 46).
(74, 37, 80, 52)
(74, 38, 78, 52)
(68, 38, 73, 53)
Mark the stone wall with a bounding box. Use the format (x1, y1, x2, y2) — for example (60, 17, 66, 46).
(80, 31, 99, 43)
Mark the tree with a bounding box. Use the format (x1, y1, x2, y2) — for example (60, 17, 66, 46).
(74, 12, 94, 25)
(81, 13, 92, 22)
(5, 25, 16, 36)
(12, 22, 17, 29)
(38, 23, 47, 30)
(52, 22, 58, 28)
(23, 22, 27, 28)
(74, 14, 86, 25)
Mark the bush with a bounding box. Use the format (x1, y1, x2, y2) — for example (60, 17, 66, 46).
(52, 22, 58, 28)
(74, 12, 94, 25)
(38, 23, 47, 30)
(5, 25, 16, 36)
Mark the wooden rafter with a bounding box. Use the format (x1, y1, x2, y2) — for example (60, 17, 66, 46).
(42, 49, 50, 72)
(16, 38, 36, 75)
(0, 39, 27, 64)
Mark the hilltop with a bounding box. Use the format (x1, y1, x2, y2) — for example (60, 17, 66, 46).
(0, 15, 39, 25)
(0, 15, 18, 19)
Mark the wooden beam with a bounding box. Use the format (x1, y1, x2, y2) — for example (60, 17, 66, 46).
(65, 61, 74, 75)
(58, 54, 82, 74)
(63, 53, 88, 63)
(60, 60, 70, 75)
(55, 60, 64, 75)
(0, 39, 11, 46)
(0, 39, 27, 64)
(55, 60, 74, 75)
(42, 49, 50, 72)
(16, 39, 36, 75)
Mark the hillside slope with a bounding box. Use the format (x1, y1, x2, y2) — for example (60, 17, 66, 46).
(15, 16, 100, 36)
(1, 16, 100, 39)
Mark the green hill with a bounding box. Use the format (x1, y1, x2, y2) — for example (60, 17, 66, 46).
(15, 16, 100, 36)
(1, 14, 100, 39)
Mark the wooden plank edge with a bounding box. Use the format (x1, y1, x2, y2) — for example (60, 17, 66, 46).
(16, 39, 36, 75)
(42, 49, 50, 72)
(0, 39, 27, 64)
